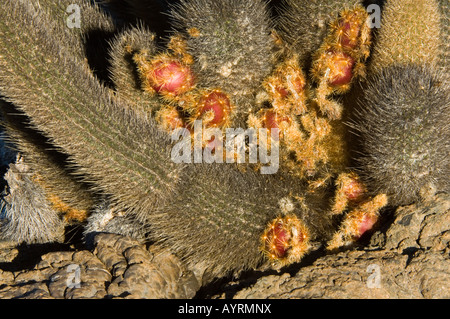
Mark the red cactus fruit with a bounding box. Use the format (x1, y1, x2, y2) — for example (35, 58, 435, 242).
(340, 172, 367, 203)
(332, 172, 369, 215)
(147, 57, 195, 96)
(349, 194, 388, 240)
(311, 5, 370, 93)
(327, 194, 388, 250)
(337, 13, 363, 49)
(263, 110, 290, 130)
(326, 51, 355, 86)
(356, 212, 379, 237)
(196, 89, 232, 127)
(261, 214, 310, 268)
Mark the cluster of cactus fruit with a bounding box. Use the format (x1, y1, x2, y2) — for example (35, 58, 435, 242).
(0, 0, 448, 281)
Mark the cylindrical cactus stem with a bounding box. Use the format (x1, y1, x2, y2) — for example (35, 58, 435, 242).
(350, 64, 450, 207)
(107, 26, 161, 114)
(0, 156, 66, 244)
(169, 0, 276, 127)
(0, 1, 183, 216)
(187, 89, 234, 129)
(369, 0, 443, 72)
(350, 0, 448, 207)
(0, 100, 95, 225)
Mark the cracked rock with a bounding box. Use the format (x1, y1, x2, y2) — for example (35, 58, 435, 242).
(0, 233, 200, 299)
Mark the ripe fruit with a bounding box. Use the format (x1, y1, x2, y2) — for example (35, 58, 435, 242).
(331, 172, 368, 215)
(146, 57, 195, 97)
(327, 194, 388, 250)
(134, 52, 196, 100)
(325, 51, 355, 87)
(195, 89, 232, 127)
(262, 109, 291, 131)
(261, 214, 310, 269)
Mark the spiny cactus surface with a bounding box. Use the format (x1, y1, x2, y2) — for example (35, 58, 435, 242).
(0, 156, 66, 244)
(369, 0, 443, 72)
(351, 65, 449, 206)
(0, 0, 447, 284)
(170, 0, 276, 127)
(276, 0, 361, 64)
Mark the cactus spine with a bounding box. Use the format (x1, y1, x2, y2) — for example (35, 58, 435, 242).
(369, 0, 443, 72)
(0, 0, 334, 279)
(350, 0, 449, 206)
(170, 0, 276, 127)
(351, 65, 449, 206)
(276, 0, 361, 64)
(0, 101, 95, 224)
(0, 0, 447, 280)
(0, 1, 182, 217)
(0, 156, 66, 244)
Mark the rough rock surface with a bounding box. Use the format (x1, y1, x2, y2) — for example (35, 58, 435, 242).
(0, 193, 448, 299)
(0, 233, 200, 298)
